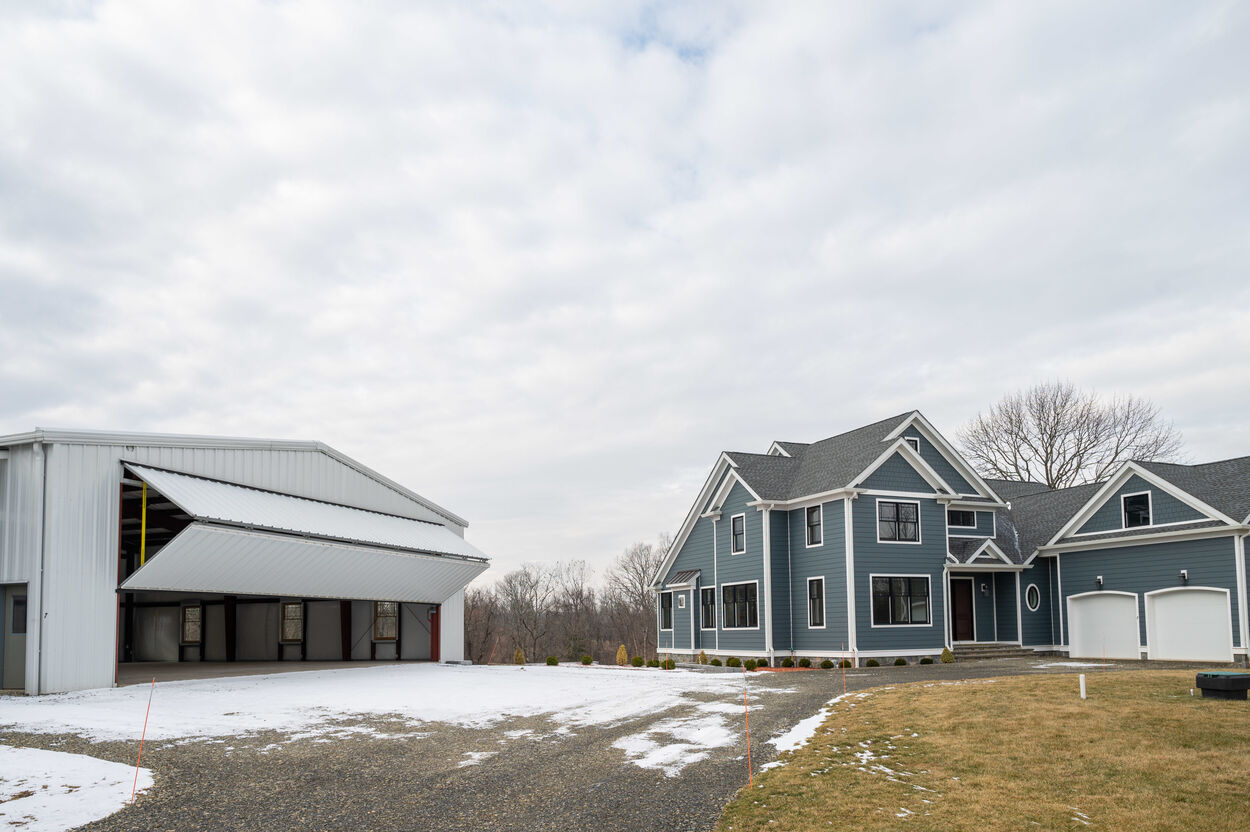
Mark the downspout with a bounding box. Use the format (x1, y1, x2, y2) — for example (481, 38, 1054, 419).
(787, 509, 793, 656)
(34, 442, 48, 696)
(761, 507, 773, 659)
(942, 564, 951, 650)
(712, 517, 719, 652)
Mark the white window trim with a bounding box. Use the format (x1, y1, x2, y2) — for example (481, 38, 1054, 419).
(720, 580, 760, 631)
(869, 573, 934, 629)
(947, 508, 977, 530)
(677, 594, 686, 609)
(730, 512, 747, 555)
(876, 499, 923, 545)
(659, 591, 673, 632)
(903, 436, 920, 452)
(1025, 582, 1041, 612)
(807, 576, 827, 629)
(805, 504, 823, 548)
(1121, 490, 1153, 529)
(699, 587, 717, 631)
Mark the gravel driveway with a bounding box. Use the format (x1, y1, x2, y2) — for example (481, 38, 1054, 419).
(0, 658, 1206, 832)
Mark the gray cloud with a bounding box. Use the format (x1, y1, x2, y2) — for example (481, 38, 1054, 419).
(1, 0, 1248, 582)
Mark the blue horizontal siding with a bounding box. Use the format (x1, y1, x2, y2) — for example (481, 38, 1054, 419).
(861, 453, 933, 493)
(1076, 475, 1206, 534)
(788, 500, 848, 652)
(1021, 559, 1057, 646)
(905, 432, 976, 494)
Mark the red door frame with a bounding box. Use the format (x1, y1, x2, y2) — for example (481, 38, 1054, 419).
(429, 605, 440, 662)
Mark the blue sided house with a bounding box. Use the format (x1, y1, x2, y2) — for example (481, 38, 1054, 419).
(652, 411, 1250, 666)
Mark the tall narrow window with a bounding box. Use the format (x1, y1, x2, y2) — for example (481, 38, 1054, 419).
(700, 588, 716, 629)
(181, 605, 202, 644)
(878, 501, 920, 542)
(659, 592, 673, 630)
(1122, 493, 1151, 528)
(806, 506, 822, 546)
(280, 602, 303, 643)
(808, 578, 825, 628)
(731, 514, 746, 554)
(374, 601, 398, 641)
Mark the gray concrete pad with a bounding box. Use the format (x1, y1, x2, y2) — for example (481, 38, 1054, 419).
(115, 660, 415, 686)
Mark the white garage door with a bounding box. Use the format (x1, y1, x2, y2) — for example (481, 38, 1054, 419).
(1145, 588, 1233, 662)
(1067, 592, 1140, 660)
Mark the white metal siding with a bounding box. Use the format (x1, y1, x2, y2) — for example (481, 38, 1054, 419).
(439, 589, 465, 662)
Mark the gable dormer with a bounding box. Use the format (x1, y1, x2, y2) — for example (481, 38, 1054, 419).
(883, 412, 1004, 503)
(1074, 473, 1207, 535)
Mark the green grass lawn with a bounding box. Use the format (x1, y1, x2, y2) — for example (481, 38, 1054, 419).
(718, 671, 1250, 831)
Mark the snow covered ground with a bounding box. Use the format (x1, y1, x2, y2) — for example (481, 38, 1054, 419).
(0, 664, 752, 744)
(0, 745, 152, 832)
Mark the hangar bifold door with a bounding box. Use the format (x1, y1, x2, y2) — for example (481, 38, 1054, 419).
(1067, 591, 1140, 660)
(1145, 588, 1234, 662)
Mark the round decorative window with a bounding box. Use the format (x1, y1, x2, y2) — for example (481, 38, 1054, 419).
(1025, 583, 1041, 612)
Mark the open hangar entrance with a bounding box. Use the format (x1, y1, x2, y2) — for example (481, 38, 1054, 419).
(114, 462, 485, 681)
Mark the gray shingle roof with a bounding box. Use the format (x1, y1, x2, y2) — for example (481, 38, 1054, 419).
(726, 413, 918, 502)
(1004, 482, 1106, 558)
(1136, 458, 1250, 523)
(985, 478, 1053, 501)
(946, 538, 984, 561)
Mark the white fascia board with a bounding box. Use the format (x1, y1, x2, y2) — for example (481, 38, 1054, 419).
(946, 563, 1026, 573)
(942, 498, 1009, 509)
(754, 488, 858, 510)
(884, 412, 1003, 501)
(1045, 462, 1233, 547)
(651, 454, 735, 588)
(963, 538, 1012, 565)
(850, 438, 958, 495)
(766, 442, 792, 457)
(1040, 525, 1247, 554)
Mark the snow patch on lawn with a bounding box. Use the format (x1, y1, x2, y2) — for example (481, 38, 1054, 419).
(1034, 662, 1112, 669)
(458, 751, 496, 767)
(759, 692, 856, 772)
(0, 745, 152, 831)
(0, 664, 751, 745)
(612, 713, 736, 777)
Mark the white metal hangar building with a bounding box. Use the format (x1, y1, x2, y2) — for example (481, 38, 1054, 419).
(0, 429, 490, 694)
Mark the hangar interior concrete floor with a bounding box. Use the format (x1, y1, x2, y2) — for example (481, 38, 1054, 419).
(115, 660, 410, 686)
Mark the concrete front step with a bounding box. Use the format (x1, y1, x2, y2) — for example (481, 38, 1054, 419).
(953, 645, 1036, 660)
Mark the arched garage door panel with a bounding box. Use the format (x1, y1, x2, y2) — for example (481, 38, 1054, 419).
(1146, 588, 1233, 662)
(1068, 592, 1139, 660)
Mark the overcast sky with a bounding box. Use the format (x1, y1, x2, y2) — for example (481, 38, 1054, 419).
(2, 1, 1248, 583)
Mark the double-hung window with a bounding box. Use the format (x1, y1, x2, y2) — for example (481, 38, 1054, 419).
(1122, 492, 1151, 528)
(730, 514, 746, 554)
(808, 578, 825, 628)
(181, 605, 202, 645)
(871, 576, 930, 625)
(806, 506, 822, 546)
(878, 500, 920, 543)
(374, 601, 398, 641)
(659, 592, 673, 630)
(947, 509, 976, 529)
(280, 602, 303, 643)
(722, 583, 758, 629)
(700, 588, 716, 629)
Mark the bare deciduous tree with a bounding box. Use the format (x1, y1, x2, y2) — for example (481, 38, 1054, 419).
(463, 586, 502, 664)
(497, 562, 559, 662)
(603, 535, 668, 660)
(958, 381, 1184, 488)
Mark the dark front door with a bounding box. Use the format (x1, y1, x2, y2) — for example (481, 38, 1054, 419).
(950, 579, 974, 642)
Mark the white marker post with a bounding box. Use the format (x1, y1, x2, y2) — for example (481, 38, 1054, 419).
(1079, 673, 1087, 700)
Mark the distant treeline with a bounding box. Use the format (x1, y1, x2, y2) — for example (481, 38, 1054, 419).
(464, 537, 668, 665)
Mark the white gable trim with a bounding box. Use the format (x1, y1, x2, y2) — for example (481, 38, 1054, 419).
(884, 413, 1003, 502)
(961, 538, 1013, 565)
(651, 453, 735, 588)
(850, 438, 958, 495)
(1041, 524, 1246, 554)
(766, 441, 792, 457)
(1045, 462, 1235, 548)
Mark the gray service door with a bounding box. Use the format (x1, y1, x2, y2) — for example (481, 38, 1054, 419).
(2, 586, 27, 690)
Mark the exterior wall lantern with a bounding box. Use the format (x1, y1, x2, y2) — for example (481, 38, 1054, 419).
(1179, 569, 1189, 584)
(1096, 576, 1104, 587)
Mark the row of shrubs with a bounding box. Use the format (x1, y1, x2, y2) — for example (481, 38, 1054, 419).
(528, 643, 957, 668)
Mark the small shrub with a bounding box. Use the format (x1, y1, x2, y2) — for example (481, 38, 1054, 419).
(646, 658, 660, 668)
(940, 647, 955, 664)
(631, 656, 644, 667)
(894, 657, 907, 666)
(513, 647, 526, 665)
(781, 657, 794, 668)
(820, 659, 834, 669)
(727, 657, 742, 668)
(710, 658, 722, 667)
(838, 659, 852, 668)
(866, 658, 880, 667)
(919, 657, 934, 664)
(798, 657, 811, 668)
(616, 644, 628, 666)
(744, 659, 757, 671)
(581, 654, 593, 665)
(545, 656, 558, 666)
(697, 650, 709, 665)
(756, 658, 769, 668)
(662, 658, 676, 670)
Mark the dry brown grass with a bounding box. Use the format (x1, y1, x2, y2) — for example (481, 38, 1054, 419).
(718, 671, 1250, 831)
